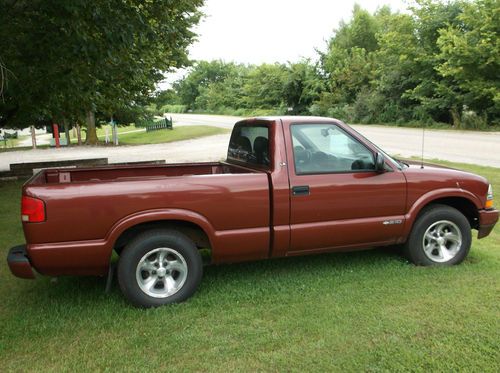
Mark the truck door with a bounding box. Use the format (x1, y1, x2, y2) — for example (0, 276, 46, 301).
(285, 122, 406, 254)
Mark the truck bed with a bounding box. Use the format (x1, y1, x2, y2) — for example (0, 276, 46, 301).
(27, 162, 257, 185)
(22, 161, 271, 268)
(23, 162, 270, 243)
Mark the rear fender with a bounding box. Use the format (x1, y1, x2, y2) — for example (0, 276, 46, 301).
(105, 208, 216, 257)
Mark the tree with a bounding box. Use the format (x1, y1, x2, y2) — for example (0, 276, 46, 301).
(436, 0, 500, 126)
(241, 63, 288, 110)
(174, 60, 240, 110)
(283, 61, 324, 114)
(0, 0, 204, 143)
(403, 0, 467, 124)
(161, 1, 499, 128)
(372, 12, 423, 122)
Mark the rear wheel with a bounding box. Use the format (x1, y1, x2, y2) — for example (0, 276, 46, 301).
(404, 204, 471, 266)
(118, 229, 202, 308)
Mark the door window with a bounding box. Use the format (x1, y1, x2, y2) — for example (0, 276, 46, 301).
(291, 124, 375, 174)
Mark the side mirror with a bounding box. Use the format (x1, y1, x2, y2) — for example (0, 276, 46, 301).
(375, 152, 385, 172)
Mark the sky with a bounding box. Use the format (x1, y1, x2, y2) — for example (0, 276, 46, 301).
(162, 0, 410, 86)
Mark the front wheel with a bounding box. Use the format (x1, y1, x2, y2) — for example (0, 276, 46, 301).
(118, 229, 203, 308)
(404, 204, 471, 266)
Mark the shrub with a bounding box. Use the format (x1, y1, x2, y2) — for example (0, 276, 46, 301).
(160, 104, 187, 114)
(460, 109, 488, 130)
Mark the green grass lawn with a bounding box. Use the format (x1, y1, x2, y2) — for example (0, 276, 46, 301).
(96, 124, 137, 137)
(117, 125, 229, 145)
(0, 137, 23, 151)
(80, 124, 227, 145)
(0, 161, 498, 371)
(1, 125, 228, 151)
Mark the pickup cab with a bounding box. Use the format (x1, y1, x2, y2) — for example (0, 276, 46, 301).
(7, 117, 498, 307)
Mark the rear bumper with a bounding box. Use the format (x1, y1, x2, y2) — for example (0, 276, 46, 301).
(478, 209, 499, 239)
(7, 245, 36, 279)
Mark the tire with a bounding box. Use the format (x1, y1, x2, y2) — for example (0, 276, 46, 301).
(404, 204, 471, 266)
(118, 229, 203, 308)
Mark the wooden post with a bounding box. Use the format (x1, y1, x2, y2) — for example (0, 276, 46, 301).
(76, 123, 82, 145)
(53, 124, 60, 148)
(31, 125, 37, 149)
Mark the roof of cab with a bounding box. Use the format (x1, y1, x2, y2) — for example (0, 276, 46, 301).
(235, 116, 343, 125)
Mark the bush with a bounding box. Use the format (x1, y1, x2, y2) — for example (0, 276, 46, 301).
(309, 104, 354, 123)
(460, 110, 488, 130)
(352, 89, 386, 123)
(145, 103, 161, 116)
(160, 104, 187, 114)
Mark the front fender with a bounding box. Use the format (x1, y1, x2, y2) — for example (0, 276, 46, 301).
(402, 188, 481, 238)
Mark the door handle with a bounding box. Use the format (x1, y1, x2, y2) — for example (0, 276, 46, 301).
(292, 185, 310, 196)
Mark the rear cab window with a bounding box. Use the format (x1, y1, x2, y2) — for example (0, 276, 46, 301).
(227, 122, 270, 168)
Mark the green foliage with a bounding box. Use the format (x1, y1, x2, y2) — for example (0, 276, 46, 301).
(0, 0, 204, 143)
(284, 61, 325, 114)
(435, 0, 500, 126)
(166, 59, 323, 116)
(241, 63, 288, 109)
(174, 60, 242, 110)
(163, 1, 498, 129)
(160, 105, 188, 114)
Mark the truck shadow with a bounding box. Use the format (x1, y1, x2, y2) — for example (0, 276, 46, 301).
(21, 246, 406, 309)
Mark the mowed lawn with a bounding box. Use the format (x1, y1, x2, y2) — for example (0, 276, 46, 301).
(93, 124, 228, 145)
(117, 125, 229, 145)
(0, 161, 498, 371)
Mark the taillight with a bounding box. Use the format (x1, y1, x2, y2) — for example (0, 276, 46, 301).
(21, 196, 46, 223)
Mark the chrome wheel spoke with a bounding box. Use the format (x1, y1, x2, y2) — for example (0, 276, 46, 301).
(143, 276, 158, 292)
(436, 223, 446, 235)
(444, 232, 461, 244)
(436, 245, 446, 260)
(425, 232, 435, 242)
(165, 276, 176, 292)
(141, 261, 156, 273)
(157, 250, 166, 266)
(424, 242, 435, 255)
(168, 260, 186, 274)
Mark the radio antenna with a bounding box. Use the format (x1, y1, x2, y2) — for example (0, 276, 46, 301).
(420, 124, 425, 169)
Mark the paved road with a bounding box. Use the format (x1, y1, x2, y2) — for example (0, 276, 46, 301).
(167, 113, 240, 129)
(1, 114, 499, 171)
(0, 134, 230, 172)
(169, 114, 500, 168)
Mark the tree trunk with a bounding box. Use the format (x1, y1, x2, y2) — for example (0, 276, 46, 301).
(85, 110, 98, 145)
(31, 125, 37, 149)
(450, 107, 461, 129)
(63, 119, 70, 146)
(76, 123, 82, 145)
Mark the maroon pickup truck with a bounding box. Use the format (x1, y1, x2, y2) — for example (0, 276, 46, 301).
(8, 116, 498, 307)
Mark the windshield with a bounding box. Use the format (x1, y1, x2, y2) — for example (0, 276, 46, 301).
(348, 126, 404, 170)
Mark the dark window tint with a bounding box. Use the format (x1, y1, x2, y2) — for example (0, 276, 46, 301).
(227, 124, 270, 167)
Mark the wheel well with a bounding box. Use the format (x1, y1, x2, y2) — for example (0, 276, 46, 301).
(113, 220, 212, 258)
(420, 197, 479, 229)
